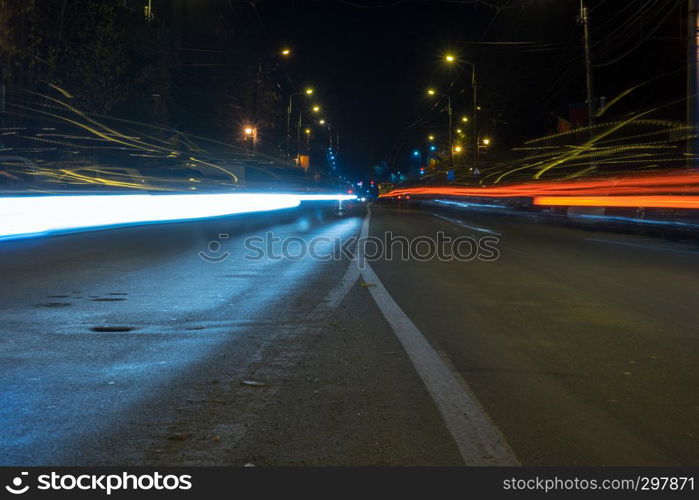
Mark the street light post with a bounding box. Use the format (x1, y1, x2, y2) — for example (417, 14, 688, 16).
(447, 96, 453, 169)
(428, 89, 453, 169)
(444, 54, 478, 172)
(688, 0, 699, 166)
(256, 48, 293, 151)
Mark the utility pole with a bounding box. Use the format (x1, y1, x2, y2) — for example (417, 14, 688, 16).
(580, 0, 595, 127)
(466, 63, 478, 173)
(688, 0, 699, 166)
(255, 62, 262, 130)
(297, 111, 302, 165)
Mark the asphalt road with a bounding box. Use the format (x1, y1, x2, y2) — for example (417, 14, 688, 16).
(1, 201, 698, 465)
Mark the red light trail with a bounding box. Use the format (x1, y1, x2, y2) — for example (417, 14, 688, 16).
(379, 171, 699, 209)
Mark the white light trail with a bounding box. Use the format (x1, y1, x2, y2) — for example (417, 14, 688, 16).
(0, 192, 356, 240)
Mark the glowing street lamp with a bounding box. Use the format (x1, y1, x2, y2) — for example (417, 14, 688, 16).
(287, 87, 315, 159)
(281, 48, 291, 56)
(243, 126, 257, 152)
(305, 128, 311, 135)
(319, 119, 326, 125)
(443, 55, 479, 170)
(286, 87, 313, 159)
(453, 145, 463, 154)
(428, 134, 435, 141)
(312, 105, 321, 113)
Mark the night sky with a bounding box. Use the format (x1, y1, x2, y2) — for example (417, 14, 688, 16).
(173, 0, 686, 179)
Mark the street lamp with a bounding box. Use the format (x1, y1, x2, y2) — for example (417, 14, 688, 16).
(304, 128, 312, 151)
(297, 104, 323, 162)
(427, 88, 453, 168)
(445, 53, 456, 63)
(287, 87, 315, 159)
(243, 126, 257, 152)
(482, 137, 491, 146)
(280, 47, 291, 56)
(428, 134, 435, 141)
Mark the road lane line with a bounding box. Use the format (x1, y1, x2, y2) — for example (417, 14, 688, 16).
(584, 237, 699, 256)
(311, 216, 366, 315)
(359, 206, 518, 465)
(431, 213, 502, 235)
(319, 257, 361, 311)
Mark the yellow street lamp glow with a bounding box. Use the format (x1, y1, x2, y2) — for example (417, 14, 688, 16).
(453, 145, 463, 153)
(445, 54, 456, 63)
(281, 48, 291, 56)
(482, 138, 491, 145)
(456, 128, 462, 134)
(319, 119, 326, 125)
(312, 105, 321, 112)
(305, 88, 314, 95)
(461, 116, 469, 122)
(427, 89, 436, 96)
(305, 128, 311, 135)
(428, 135, 435, 141)
(243, 126, 254, 135)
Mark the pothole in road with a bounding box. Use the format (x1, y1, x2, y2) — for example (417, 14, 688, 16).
(90, 326, 135, 333)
